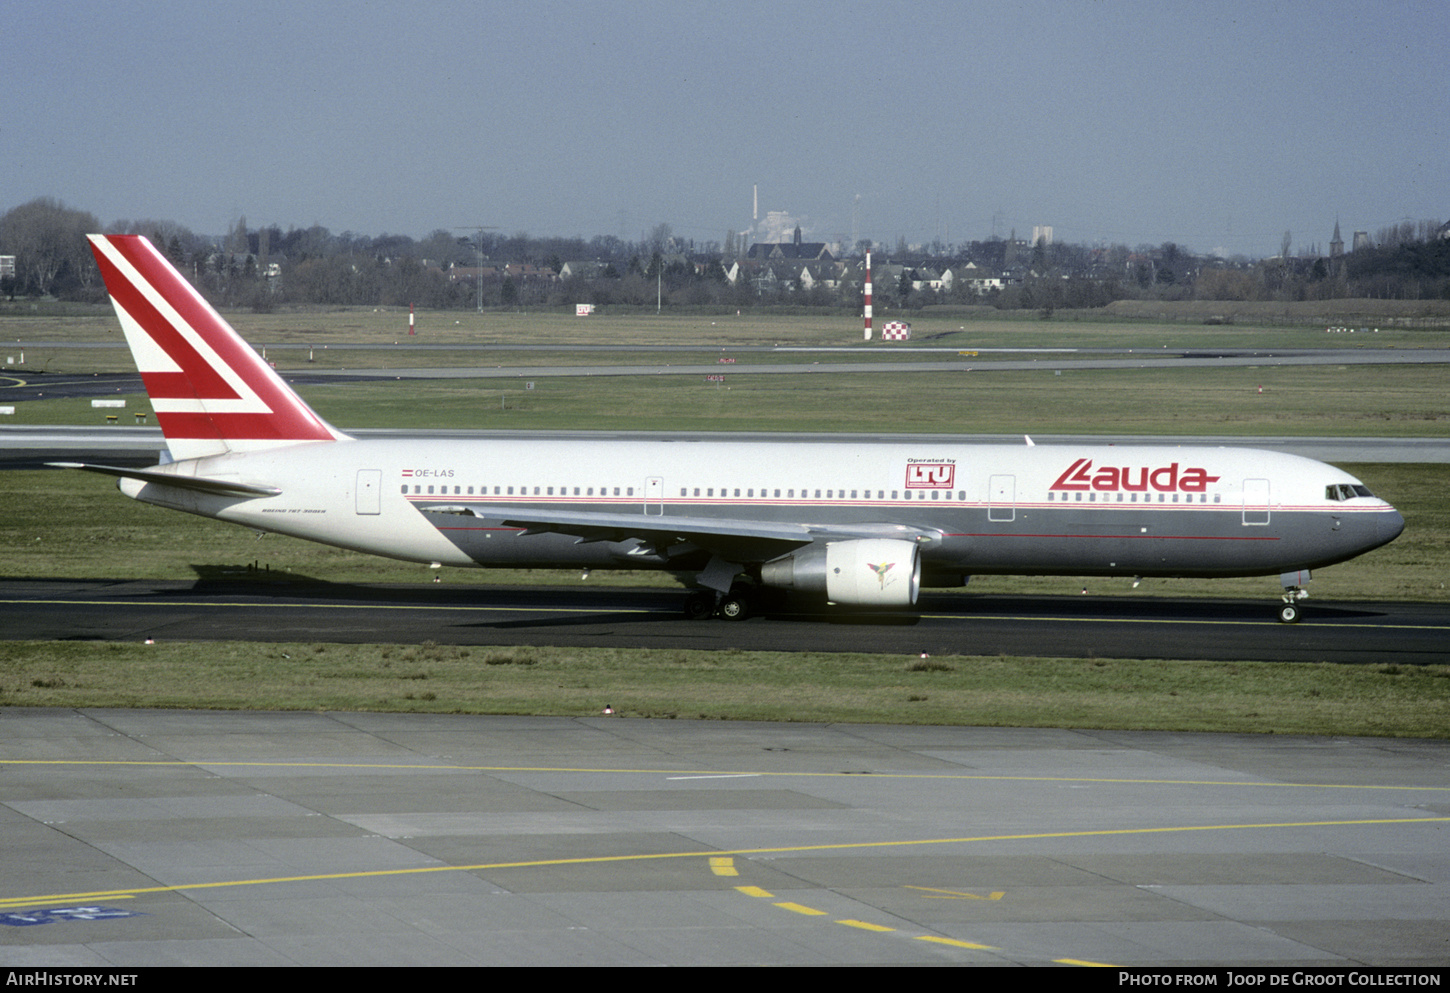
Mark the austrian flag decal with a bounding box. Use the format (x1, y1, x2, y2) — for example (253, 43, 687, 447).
(1051, 458, 1220, 493)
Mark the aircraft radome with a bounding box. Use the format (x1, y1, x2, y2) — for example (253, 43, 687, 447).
(57, 235, 1404, 624)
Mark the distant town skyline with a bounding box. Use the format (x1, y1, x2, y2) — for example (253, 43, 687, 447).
(6, 0, 1445, 258)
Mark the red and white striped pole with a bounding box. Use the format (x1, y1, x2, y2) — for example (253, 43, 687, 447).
(863, 252, 873, 340)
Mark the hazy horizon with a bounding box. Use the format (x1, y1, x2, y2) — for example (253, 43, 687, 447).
(7, 0, 1445, 258)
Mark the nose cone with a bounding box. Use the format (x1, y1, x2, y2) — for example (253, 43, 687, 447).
(1380, 506, 1406, 546)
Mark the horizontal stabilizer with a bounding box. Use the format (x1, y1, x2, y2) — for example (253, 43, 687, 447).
(48, 462, 281, 498)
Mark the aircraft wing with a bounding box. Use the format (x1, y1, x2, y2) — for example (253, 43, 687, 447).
(419, 504, 938, 563)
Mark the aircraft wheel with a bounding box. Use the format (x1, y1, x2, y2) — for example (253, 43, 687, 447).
(1277, 603, 1301, 624)
(683, 591, 715, 621)
(717, 591, 751, 621)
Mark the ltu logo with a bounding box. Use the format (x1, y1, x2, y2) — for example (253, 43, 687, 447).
(906, 462, 954, 488)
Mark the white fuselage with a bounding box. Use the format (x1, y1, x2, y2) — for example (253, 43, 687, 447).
(119, 436, 1404, 583)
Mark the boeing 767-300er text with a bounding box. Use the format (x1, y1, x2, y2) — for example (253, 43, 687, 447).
(58, 235, 1404, 623)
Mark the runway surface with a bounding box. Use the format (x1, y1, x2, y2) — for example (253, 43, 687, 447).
(3, 579, 1448, 665)
(5, 345, 1450, 402)
(2, 708, 1446, 966)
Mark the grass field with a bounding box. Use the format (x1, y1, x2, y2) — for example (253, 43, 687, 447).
(1, 640, 1446, 738)
(6, 364, 1450, 437)
(2, 307, 1447, 734)
(3, 300, 1449, 361)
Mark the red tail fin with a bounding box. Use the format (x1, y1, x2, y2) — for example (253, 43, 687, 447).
(88, 234, 346, 461)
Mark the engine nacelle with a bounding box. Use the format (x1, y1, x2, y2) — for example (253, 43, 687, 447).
(760, 538, 921, 606)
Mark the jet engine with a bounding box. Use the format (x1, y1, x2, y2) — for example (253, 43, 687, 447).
(759, 538, 921, 607)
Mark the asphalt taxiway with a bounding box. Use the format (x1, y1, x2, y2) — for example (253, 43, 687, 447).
(2, 709, 1446, 966)
(2, 579, 1448, 665)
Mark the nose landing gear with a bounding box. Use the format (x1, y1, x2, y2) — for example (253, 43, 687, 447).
(1278, 569, 1310, 623)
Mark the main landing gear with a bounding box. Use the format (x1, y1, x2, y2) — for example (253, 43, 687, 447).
(682, 586, 754, 621)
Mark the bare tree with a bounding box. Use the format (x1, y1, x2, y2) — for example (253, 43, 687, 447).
(0, 197, 101, 296)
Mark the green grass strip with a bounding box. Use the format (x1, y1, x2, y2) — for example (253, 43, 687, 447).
(1, 640, 1446, 738)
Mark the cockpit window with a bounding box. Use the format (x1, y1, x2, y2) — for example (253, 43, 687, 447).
(1325, 484, 1375, 501)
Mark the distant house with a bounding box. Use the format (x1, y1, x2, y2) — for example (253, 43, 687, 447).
(910, 267, 943, 292)
(446, 265, 499, 283)
(797, 263, 842, 291)
(558, 261, 605, 280)
(746, 225, 834, 262)
(942, 264, 1005, 294)
(502, 263, 556, 282)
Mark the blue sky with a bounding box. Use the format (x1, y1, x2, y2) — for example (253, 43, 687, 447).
(6, 0, 1445, 257)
